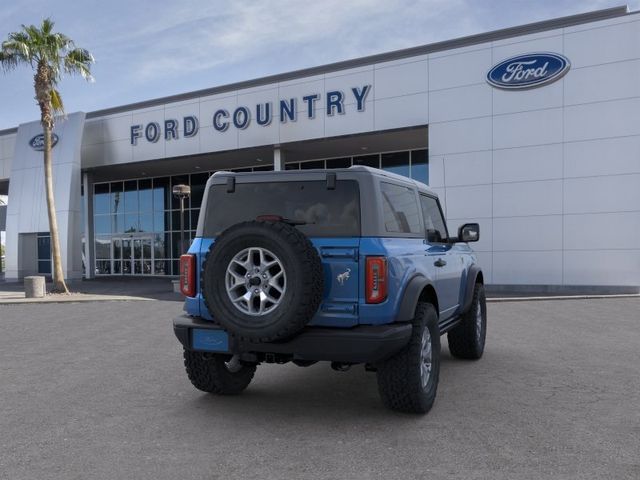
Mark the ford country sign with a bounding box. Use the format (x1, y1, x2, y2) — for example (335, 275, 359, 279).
(487, 53, 570, 90)
(29, 133, 59, 151)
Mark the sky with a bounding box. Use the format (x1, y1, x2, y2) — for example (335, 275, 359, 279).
(0, 0, 638, 130)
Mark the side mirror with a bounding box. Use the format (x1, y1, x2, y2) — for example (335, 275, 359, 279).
(458, 223, 480, 243)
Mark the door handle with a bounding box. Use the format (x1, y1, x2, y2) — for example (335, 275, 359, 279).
(434, 258, 447, 267)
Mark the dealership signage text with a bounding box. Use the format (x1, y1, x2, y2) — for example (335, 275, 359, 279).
(130, 85, 371, 146)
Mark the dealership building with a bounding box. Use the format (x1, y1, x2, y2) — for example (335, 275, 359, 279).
(0, 6, 639, 292)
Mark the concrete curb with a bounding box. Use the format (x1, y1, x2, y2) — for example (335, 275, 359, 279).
(0, 294, 154, 305)
(487, 293, 640, 303)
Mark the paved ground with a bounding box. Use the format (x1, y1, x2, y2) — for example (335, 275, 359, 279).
(1, 298, 638, 480)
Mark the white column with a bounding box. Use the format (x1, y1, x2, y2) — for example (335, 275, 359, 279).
(273, 146, 284, 171)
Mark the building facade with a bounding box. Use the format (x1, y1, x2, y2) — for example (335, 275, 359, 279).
(0, 6, 639, 292)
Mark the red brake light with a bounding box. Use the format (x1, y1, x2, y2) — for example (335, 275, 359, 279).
(180, 254, 196, 297)
(366, 256, 387, 304)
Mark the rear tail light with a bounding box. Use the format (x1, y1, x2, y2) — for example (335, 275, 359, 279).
(180, 254, 196, 297)
(366, 256, 387, 304)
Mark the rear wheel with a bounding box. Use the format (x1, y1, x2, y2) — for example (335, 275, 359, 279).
(183, 350, 256, 395)
(448, 283, 487, 360)
(376, 302, 440, 414)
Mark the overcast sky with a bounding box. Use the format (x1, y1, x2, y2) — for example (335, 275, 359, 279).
(0, 0, 638, 130)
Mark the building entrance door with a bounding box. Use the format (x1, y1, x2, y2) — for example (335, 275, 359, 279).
(112, 235, 154, 275)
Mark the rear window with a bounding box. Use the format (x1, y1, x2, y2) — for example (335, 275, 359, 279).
(203, 180, 360, 237)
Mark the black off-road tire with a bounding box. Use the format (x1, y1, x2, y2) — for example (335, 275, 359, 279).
(183, 350, 256, 394)
(448, 282, 487, 360)
(202, 220, 324, 343)
(376, 302, 441, 414)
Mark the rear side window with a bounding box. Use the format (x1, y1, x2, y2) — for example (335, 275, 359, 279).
(203, 180, 360, 237)
(419, 195, 448, 243)
(380, 182, 422, 234)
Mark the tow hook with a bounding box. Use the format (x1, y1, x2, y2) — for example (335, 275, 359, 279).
(331, 362, 352, 372)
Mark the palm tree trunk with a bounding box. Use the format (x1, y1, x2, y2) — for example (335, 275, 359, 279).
(43, 123, 68, 293)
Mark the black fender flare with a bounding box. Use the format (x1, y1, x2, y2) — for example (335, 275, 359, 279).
(460, 265, 483, 314)
(396, 275, 434, 323)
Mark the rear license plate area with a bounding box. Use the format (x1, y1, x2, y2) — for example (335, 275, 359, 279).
(192, 329, 229, 352)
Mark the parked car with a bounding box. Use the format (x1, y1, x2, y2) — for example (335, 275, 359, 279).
(173, 166, 486, 414)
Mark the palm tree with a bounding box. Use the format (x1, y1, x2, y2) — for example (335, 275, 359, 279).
(0, 18, 93, 293)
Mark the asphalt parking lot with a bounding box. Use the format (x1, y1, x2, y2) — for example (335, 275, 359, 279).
(1, 297, 638, 479)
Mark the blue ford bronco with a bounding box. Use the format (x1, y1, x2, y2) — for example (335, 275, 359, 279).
(173, 166, 486, 414)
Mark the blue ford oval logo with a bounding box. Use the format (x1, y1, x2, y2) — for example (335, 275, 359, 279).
(29, 133, 59, 151)
(487, 53, 570, 90)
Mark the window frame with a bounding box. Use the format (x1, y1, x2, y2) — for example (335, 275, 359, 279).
(419, 193, 450, 244)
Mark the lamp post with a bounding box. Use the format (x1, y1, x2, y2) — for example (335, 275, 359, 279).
(172, 184, 191, 255)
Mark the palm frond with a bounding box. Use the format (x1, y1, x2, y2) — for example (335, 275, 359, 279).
(41, 18, 55, 36)
(50, 88, 64, 114)
(1, 33, 32, 64)
(64, 48, 94, 81)
(0, 50, 18, 71)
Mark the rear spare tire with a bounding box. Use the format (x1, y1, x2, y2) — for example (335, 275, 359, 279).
(202, 220, 324, 342)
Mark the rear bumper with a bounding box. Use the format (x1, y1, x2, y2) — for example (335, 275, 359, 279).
(173, 315, 412, 364)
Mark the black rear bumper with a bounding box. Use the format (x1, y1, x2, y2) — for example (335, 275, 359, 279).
(173, 315, 412, 364)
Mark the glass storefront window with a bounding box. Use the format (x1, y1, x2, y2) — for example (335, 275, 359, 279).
(171, 210, 189, 232)
(139, 214, 153, 232)
(300, 160, 325, 169)
(382, 151, 410, 178)
(95, 215, 111, 235)
(110, 182, 123, 215)
(353, 154, 380, 168)
(154, 259, 169, 275)
(411, 149, 428, 185)
(94, 183, 110, 214)
(124, 180, 138, 212)
(95, 236, 111, 259)
(153, 211, 167, 232)
(124, 213, 138, 233)
(37, 232, 51, 275)
(154, 177, 170, 211)
(326, 157, 351, 168)
(139, 179, 153, 212)
(92, 148, 426, 276)
(112, 214, 124, 234)
(190, 173, 208, 209)
(190, 210, 200, 231)
(153, 234, 166, 258)
(96, 260, 111, 274)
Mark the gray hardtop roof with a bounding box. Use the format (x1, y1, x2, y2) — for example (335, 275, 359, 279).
(208, 165, 436, 195)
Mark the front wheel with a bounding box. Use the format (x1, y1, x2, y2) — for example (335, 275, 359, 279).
(448, 283, 487, 360)
(376, 302, 441, 414)
(183, 350, 256, 395)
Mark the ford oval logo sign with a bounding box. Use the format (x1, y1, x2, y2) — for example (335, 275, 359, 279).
(29, 133, 59, 151)
(487, 53, 570, 90)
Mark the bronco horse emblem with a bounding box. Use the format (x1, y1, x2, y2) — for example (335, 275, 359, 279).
(337, 268, 351, 286)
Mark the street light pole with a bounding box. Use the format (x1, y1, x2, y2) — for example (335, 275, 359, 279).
(172, 184, 191, 255)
